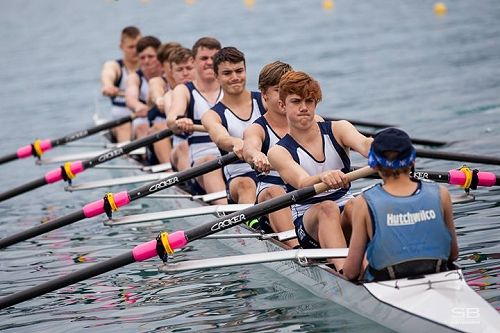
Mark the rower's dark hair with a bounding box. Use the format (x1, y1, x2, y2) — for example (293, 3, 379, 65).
(279, 71, 322, 103)
(136, 36, 161, 54)
(121, 26, 141, 41)
(169, 47, 194, 65)
(192, 37, 221, 57)
(213, 47, 246, 75)
(258, 61, 293, 92)
(157, 42, 182, 64)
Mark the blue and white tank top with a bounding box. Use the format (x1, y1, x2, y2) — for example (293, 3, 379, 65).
(212, 91, 266, 182)
(185, 81, 223, 162)
(110, 59, 128, 107)
(276, 121, 352, 221)
(363, 181, 451, 281)
(137, 69, 149, 105)
(254, 116, 286, 195)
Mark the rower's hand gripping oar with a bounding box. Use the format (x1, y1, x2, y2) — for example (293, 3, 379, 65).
(0, 166, 374, 310)
(0, 115, 135, 166)
(0, 152, 239, 249)
(0, 128, 174, 202)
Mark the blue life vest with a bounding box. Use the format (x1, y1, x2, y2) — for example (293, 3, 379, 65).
(363, 181, 452, 281)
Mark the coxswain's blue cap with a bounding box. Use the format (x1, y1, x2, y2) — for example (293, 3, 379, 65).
(368, 128, 416, 169)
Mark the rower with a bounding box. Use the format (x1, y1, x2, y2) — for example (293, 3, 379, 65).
(202, 47, 266, 205)
(242, 61, 299, 248)
(342, 128, 458, 281)
(125, 36, 163, 140)
(166, 37, 226, 204)
(100, 26, 141, 142)
(268, 71, 372, 270)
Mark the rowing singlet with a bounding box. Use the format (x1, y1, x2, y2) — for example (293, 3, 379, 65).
(185, 82, 223, 163)
(276, 121, 352, 221)
(363, 181, 451, 282)
(253, 116, 286, 196)
(212, 91, 266, 182)
(110, 59, 131, 120)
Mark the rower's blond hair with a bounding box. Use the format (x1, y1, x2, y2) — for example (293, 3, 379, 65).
(120, 26, 141, 42)
(279, 71, 322, 103)
(168, 47, 194, 65)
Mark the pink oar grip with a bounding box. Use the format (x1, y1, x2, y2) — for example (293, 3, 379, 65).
(15, 140, 52, 158)
(448, 170, 497, 187)
(168, 231, 188, 250)
(16, 145, 33, 158)
(132, 240, 158, 261)
(40, 139, 52, 152)
(448, 170, 466, 186)
(82, 191, 130, 218)
(44, 161, 86, 183)
(477, 172, 497, 187)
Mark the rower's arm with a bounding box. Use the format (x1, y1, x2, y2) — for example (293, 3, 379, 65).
(148, 77, 167, 112)
(440, 186, 459, 261)
(202, 110, 242, 157)
(268, 145, 317, 188)
(100, 60, 120, 97)
(166, 85, 190, 133)
(333, 120, 373, 158)
(243, 124, 268, 172)
(343, 196, 370, 281)
(125, 73, 148, 117)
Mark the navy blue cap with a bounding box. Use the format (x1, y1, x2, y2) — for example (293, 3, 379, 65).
(368, 128, 416, 169)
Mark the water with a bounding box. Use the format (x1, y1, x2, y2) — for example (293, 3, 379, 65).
(1, 0, 499, 331)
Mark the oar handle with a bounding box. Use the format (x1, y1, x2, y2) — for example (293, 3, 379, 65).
(192, 124, 207, 133)
(313, 166, 375, 193)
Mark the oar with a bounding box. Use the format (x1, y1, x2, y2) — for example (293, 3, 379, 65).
(416, 148, 500, 166)
(356, 166, 500, 188)
(0, 153, 239, 249)
(0, 166, 373, 309)
(357, 130, 447, 147)
(0, 128, 175, 202)
(0, 115, 135, 165)
(322, 116, 395, 129)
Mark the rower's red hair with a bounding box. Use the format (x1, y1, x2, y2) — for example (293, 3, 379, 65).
(279, 71, 322, 103)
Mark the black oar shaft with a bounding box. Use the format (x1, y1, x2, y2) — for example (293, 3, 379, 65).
(0, 129, 174, 203)
(0, 210, 86, 249)
(322, 116, 395, 129)
(0, 153, 238, 249)
(0, 178, 47, 202)
(416, 149, 500, 166)
(0, 251, 135, 310)
(50, 115, 133, 147)
(358, 130, 447, 147)
(0, 152, 18, 165)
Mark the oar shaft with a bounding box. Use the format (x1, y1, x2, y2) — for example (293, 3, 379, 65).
(0, 210, 86, 249)
(0, 152, 18, 165)
(0, 251, 135, 310)
(322, 116, 396, 129)
(358, 130, 447, 147)
(416, 149, 500, 166)
(50, 115, 134, 147)
(0, 178, 47, 202)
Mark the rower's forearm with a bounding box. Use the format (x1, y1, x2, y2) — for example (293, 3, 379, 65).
(215, 136, 239, 154)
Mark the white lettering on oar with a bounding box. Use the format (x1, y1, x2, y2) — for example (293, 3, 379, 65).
(66, 130, 89, 141)
(386, 210, 436, 226)
(148, 177, 179, 192)
(413, 171, 429, 179)
(211, 214, 246, 232)
(97, 148, 124, 163)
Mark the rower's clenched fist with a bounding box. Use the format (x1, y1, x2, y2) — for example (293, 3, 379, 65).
(251, 152, 271, 174)
(319, 170, 350, 189)
(175, 118, 194, 135)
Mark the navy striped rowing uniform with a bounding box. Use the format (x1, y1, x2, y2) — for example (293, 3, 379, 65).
(185, 81, 224, 163)
(253, 116, 286, 196)
(110, 59, 130, 119)
(212, 91, 266, 184)
(276, 121, 352, 248)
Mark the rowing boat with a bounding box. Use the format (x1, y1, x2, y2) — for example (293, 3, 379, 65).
(93, 116, 500, 333)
